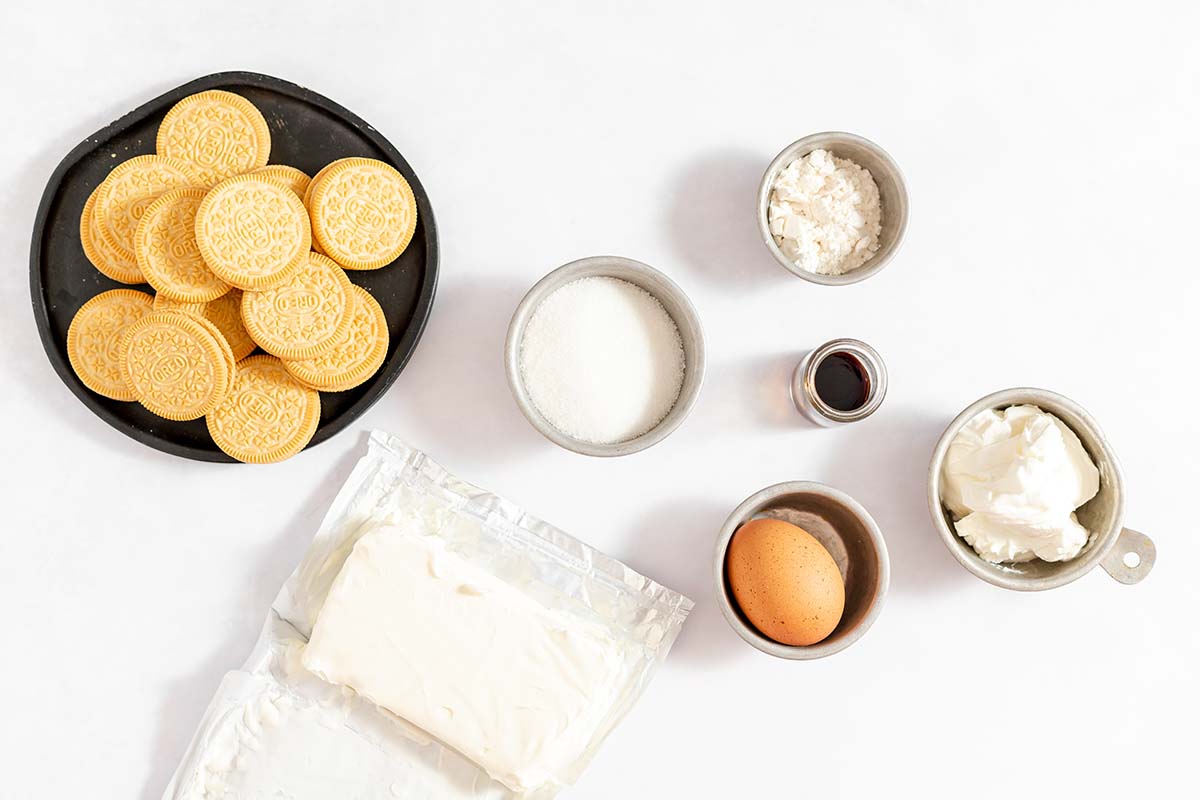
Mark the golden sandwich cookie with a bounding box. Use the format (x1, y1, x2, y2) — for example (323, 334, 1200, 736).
(152, 292, 256, 361)
(153, 292, 234, 374)
(66, 289, 154, 400)
(202, 289, 257, 361)
(185, 311, 238, 381)
(194, 173, 311, 290)
(206, 355, 320, 463)
(302, 161, 335, 210)
(308, 157, 416, 270)
(157, 90, 271, 188)
(119, 311, 231, 421)
(302, 161, 336, 255)
(253, 165, 310, 199)
(94, 154, 198, 264)
(135, 188, 231, 302)
(80, 185, 143, 284)
(240, 252, 352, 360)
(283, 284, 388, 392)
(153, 294, 208, 316)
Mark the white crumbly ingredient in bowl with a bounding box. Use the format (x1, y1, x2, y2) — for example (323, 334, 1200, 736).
(302, 524, 629, 795)
(768, 149, 882, 275)
(940, 405, 1101, 563)
(519, 276, 685, 444)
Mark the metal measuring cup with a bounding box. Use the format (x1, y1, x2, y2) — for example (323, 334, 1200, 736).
(928, 388, 1156, 591)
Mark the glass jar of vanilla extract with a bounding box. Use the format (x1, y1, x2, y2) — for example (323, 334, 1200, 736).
(791, 338, 887, 426)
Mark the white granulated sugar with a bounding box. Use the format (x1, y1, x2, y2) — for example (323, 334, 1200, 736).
(519, 276, 685, 445)
(768, 149, 882, 275)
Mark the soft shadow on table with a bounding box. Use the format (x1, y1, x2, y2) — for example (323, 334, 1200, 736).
(663, 150, 779, 290)
(817, 411, 968, 597)
(699, 351, 803, 433)
(390, 276, 543, 461)
(615, 499, 748, 669)
(137, 441, 364, 800)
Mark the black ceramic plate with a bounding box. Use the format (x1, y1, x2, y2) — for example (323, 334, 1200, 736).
(30, 72, 438, 462)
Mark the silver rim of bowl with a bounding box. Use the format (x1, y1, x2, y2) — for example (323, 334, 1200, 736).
(927, 388, 1127, 591)
(713, 481, 891, 660)
(504, 255, 707, 457)
(757, 131, 909, 286)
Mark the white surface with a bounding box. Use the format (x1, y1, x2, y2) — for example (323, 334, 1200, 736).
(1, 2, 1197, 797)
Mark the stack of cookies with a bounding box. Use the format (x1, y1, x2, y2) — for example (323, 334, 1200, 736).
(67, 90, 416, 463)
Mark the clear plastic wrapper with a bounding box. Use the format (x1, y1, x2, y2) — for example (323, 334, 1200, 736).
(164, 431, 693, 799)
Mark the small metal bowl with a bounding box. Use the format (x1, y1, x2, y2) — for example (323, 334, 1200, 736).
(928, 388, 1157, 591)
(713, 482, 890, 660)
(504, 255, 706, 457)
(757, 131, 909, 285)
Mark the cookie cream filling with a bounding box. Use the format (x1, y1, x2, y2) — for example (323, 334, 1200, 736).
(301, 524, 629, 794)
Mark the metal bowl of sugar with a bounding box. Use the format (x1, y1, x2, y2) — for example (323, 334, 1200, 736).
(757, 131, 909, 286)
(928, 388, 1157, 591)
(504, 255, 706, 457)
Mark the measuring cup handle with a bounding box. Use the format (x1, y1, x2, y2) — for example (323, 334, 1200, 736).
(1100, 528, 1156, 584)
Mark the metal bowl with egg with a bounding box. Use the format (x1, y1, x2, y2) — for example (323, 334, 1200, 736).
(713, 482, 890, 660)
(504, 255, 706, 457)
(757, 131, 908, 286)
(928, 388, 1157, 591)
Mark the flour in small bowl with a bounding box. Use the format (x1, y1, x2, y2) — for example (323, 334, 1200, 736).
(768, 149, 882, 276)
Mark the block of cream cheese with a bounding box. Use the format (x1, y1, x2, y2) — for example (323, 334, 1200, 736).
(163, 432, 692, 800)
(302, 524, 628, 794)
(166, 620, 512, 800)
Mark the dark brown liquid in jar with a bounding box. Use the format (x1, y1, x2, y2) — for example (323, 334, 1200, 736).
(814, 352, 869, 412)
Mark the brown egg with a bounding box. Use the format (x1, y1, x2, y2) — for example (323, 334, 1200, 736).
(726, 518, 845, 646)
